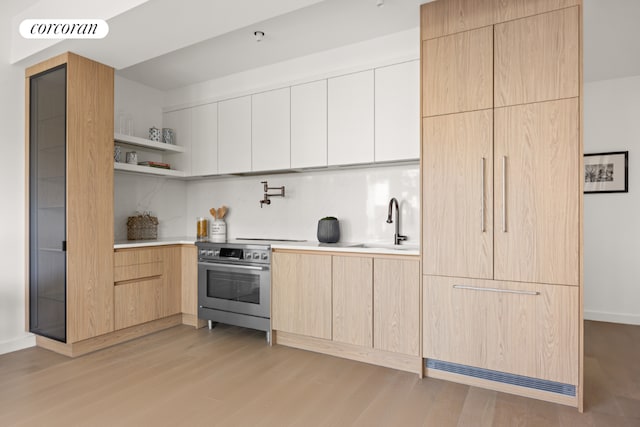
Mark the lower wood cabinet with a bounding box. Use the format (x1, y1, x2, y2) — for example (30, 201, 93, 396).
(332, 256, 373, 347)
(271, 252, 332, 339)
(423, 275, 578, 385)
(374, 259, 420, 356)
(272, 250, 421, 367)
(113, 246, 183, 330)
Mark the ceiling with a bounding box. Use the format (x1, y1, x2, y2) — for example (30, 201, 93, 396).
(117, 0, 425, 90)
(10, 0, 640, 91)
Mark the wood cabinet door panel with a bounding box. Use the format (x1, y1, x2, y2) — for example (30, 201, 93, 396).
(423, 275, 579, 384)
(272, 252, 332, 339)
(494, 99, 580, 285)
(423, 26, 493, 117)
(373, 259, 420, 356)
(160, 246, 182, 318)
(114, 277, 163, 330)
(423, 111, 493, 279)
(494, 0, 580, 23)
(495, 7, 579, 107)
(421, 0, 494, 40)
(332, 256, 373, 347)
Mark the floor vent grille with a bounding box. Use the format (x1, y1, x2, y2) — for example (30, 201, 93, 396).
(425, 359, 576, 397)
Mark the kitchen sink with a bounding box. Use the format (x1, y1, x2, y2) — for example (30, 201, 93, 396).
(348, 243, 419, 251)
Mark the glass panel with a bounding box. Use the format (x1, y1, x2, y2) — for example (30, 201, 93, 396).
(30, 65, 66, 342)
(206, 270, 260, 305)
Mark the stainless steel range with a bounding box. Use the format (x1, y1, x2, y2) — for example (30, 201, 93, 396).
(197, 241, 271, 340)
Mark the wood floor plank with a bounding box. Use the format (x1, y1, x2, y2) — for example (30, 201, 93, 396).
(0, 321, 638, 426)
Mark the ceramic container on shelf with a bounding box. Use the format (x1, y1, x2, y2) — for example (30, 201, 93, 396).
(149, 126, 161, 142)
(210, 219, 226, 243)
(162, 128, 175, 145)
(317, 217, 340, 243)
(125, 151, 137, 165)
(114, 145, 122, 163)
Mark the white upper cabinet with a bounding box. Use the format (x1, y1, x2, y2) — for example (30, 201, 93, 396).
(328, 70, 374, 166)
(190, 102, 218, 176)
(252, 88, 291, 172)
(375, 60, 420, 162)
(291, 80, 327, 168)
(162, 108, 192, 175)
(218, 96, 251, 174)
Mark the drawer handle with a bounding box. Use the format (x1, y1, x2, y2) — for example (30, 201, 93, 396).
(453, 285, 539, 296)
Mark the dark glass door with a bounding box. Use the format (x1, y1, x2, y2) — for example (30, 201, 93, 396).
(29, 65, 67, 342)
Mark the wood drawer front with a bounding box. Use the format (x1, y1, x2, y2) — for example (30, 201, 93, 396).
(114, 247, 163, 267)
(115, 277, 163, 330)
(114, 261, 163, 283)
(423, 275, 578, 384)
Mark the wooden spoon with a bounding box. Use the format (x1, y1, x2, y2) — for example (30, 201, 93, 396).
(209, 208, 217, 219)
(219, 206, 228, 219)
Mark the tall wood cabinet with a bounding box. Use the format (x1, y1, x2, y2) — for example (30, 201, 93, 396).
(26, 53, 114, 344)
(421, 0, 583, 409)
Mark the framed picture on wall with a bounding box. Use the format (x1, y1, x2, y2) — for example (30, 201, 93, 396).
(584, 151, 629, 193)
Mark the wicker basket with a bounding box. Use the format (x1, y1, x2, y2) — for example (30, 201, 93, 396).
(127, 213, 158, 240)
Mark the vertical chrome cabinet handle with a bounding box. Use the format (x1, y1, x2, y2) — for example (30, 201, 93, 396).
(502, 155, 507, 233)
(481, 157, 486, 232)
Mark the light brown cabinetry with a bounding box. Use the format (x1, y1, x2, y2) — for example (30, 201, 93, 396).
(271, 252, 332, 339)
(423, 275, 578, 384)
(422, 110, 493, 279)
(422, 26, 493, 116)
(26, 53, 114, 344)
(332, 256, 373, 347)
(113, 246, 182, 331)
(272, 250, 421, 372)
(494, 7, 580, 107)
(421, 0, 582, 408)
(494, 99, 580, 285)
(374, 259, 420, 356)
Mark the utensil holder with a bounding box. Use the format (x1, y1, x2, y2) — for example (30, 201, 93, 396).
(210, 219, 226, 243)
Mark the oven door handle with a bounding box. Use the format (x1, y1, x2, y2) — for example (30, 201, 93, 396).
(198, 261, 268, 271)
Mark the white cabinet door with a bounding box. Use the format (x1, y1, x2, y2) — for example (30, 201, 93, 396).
(191, 103, 218, 176)
(218, 96, 251, 174)
(291, 80, 327, 168)
(375, 60, 420, 162)
(252, 88, 290, 172)
(328, 70, 374, 166)
(162, 108, 192, 174)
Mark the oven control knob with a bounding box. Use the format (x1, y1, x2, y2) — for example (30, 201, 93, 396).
(213, 250, 219, 257)
(206, 250, 213, 256)
(252, 252, 258, 259)
(199, 249, 206, 257)
(261, 253, 268, 260)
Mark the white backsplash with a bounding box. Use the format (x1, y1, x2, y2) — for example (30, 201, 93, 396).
(114, 173, 188, 241)
(186, 164, 420, 244)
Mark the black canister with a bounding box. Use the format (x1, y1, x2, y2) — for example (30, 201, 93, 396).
(317, 217, 340, 243)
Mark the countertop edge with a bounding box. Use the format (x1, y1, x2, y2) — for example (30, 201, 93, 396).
(114, 237, 196, 249)
(270, 243, 420, 256)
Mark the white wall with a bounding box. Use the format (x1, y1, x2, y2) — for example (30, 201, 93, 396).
(0, 2, 36, 354)
(164, 28, 419, 109)
(187, 164, 420, 244)
(584, 75, 640, 325)
(114, 174, 188, 241)
(114, 75, 164, 139)
(114, 76, 188, 240)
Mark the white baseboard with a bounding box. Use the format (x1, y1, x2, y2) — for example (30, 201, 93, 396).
(584, 310, 640, 326)
(0, 334, 36, 355)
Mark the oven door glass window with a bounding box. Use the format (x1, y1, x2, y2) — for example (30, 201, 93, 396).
(206, 270, 260, 304)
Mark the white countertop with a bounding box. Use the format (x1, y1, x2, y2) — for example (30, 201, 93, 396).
(114, 237, 196, 249)
(271, 241, 420, 256)
(113, 237, 419, 256)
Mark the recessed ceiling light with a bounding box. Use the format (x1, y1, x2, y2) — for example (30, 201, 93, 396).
(254, 31, 265, 42)
(376, 0, 384, 7)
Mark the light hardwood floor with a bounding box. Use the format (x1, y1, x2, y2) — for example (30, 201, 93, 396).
(0, 321, 638, 426)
